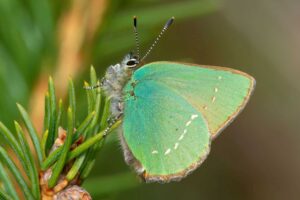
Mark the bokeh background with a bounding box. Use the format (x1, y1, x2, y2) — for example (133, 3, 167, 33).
(0, 0, 299, 199)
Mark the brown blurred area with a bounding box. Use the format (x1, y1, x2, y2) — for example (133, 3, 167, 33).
(29, 0, 107, 133)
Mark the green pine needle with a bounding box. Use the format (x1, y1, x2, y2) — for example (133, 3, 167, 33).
(0, 163, 19, 200)
(41, 129, 49, 159)
(0, 188, 13, 200)
(66, 155, 86, 181)
(0, 122, 29, 175)
(68, 78, 76, 126)
(46, 77, 57, 154)
(43, 93, 51, 136)
(48, 107, 74, 188)
(16, 103, 43, 165)
(74, 111, 95, 140)
(14, 121, 40, 199)
(54, 99, 63, 144)
(0, 146, 35, 200)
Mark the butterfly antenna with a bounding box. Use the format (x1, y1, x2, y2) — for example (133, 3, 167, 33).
(133, 16, 140, 59)
(140, 17, 174, 62)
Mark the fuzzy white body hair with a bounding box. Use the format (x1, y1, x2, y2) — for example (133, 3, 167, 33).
(118, 128, 145, 175)
(102, 54, 143, 176)
(102, 54, 135, 118)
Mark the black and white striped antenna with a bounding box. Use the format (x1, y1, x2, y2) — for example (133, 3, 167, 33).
(140, 17, 174, 62)
(133, 16, 140, 60)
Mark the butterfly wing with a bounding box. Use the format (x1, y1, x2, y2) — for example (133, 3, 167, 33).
(123, 79, 211, 182)
(122, 62, 255, 182)
(132, 62, 255, 138)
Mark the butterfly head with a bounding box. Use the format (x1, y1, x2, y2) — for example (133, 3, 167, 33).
(123, 52, 140, 70)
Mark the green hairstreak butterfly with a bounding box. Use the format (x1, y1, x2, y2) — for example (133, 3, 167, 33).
(91, 17, 255, 182)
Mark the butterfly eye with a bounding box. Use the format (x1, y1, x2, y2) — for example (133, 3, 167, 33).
(126, 60, 137, 67)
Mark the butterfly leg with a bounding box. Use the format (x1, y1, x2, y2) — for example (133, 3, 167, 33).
(103, 89, 124, 136)
(83, 84, 100, 90)
(104, 113, 123, 136)
(83, 80, 102, 90)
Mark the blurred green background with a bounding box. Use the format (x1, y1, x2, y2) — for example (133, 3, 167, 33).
(0, 0, 299, 199)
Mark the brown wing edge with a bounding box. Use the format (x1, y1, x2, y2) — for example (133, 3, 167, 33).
(142, 143, 211, 183)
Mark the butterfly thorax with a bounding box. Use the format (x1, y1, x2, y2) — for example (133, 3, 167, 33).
(102, 53, 139, 117)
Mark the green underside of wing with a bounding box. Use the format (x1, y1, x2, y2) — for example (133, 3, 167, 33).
(123, 80, 210, 176)
(134, 62, 255, 137)
(122, 61, 254, 177)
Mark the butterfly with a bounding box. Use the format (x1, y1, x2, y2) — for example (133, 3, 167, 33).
(94, 16, 255, 183)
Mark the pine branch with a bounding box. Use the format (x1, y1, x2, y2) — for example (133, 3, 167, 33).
(0, 67, 119, 199)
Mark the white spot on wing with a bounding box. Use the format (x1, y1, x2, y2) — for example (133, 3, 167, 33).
(191, 114, 198, 120)
(185, 120, 192, 127)
(164, 148, 171, 155)
(152, 150, 158, 154)
(212, 96, 216, 103)
(214, 87, 218, 92)
(178, 134, 184, 141)
(174, 143, 179, 150)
